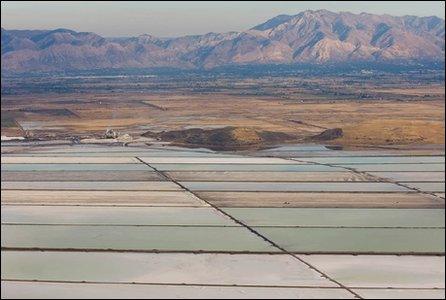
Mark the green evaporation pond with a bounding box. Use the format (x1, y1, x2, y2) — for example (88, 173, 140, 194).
(223, 208, 445, 227)
(1, 225, 276, 252)
(256, 227, 445, 253)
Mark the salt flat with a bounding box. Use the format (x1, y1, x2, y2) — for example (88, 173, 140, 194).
(1, 143, 445, 299)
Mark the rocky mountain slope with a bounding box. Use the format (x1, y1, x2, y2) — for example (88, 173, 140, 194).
(2, 10, 444, 73)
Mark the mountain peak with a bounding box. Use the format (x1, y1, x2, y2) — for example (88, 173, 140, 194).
(2, 10, 444, 73)
(50, 28, 77, 34)
(251, 14, 294, 31)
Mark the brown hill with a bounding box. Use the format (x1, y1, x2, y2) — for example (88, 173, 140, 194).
(142, 127, 296, 151)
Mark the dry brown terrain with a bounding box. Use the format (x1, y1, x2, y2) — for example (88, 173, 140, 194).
(1, 73, 444, 149)
(2, 91, 444, 148)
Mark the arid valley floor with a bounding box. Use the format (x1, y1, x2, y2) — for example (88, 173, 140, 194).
(2, 70, 445, 149)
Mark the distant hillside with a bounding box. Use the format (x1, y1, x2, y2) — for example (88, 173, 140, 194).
(2, 10, 444, 73)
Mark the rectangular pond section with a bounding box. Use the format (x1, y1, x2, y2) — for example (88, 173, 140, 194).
(1, 157, 140, 164)
(166, 171, 374, 182)
(149, 164, 345, 172)
(301, 255, 445, 288)
(222, 208, 445, 227)
(1, 163, 154, 172)
(139, 157, 301, 164)
(182, 182, 410, 192)
(1, 252, 333, 287)
(297, 156, 445, 164)
(369, 171, 445, 182)
(197, 192, 444, 208)
(255, 227, 445, 254)
(338, 163, 445, 172)
(1, 171, 165, 182)
(1, 181, 181, 191)
(1, 190, 207, 207)
(0, 282, 354, 299)
(2, 225, 276, 252)
(2, 206, 235, 226)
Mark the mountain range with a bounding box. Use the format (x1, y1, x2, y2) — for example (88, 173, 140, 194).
(1, 10, 445, 73)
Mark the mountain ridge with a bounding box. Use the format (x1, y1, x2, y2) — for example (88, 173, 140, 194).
(2, 10, 445, 73)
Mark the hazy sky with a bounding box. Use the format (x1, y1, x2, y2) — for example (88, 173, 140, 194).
(2, 1, 445, 37)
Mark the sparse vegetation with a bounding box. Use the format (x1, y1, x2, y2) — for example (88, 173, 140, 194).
(1, 70, 444, 149)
